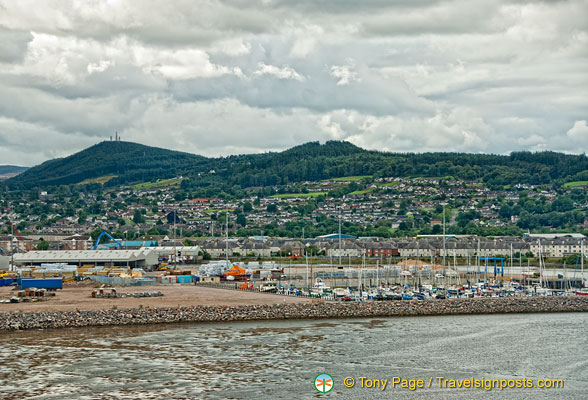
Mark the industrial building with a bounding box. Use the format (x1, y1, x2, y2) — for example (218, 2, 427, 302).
(12, 249, 159, 269)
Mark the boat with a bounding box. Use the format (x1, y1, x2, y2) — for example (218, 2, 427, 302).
(259, 281, 278, 293)
(575, 288, 588, 296)
(384, 292, 402, 301)
(412, 292, 425, 300)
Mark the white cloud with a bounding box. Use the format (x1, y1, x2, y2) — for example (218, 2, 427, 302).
(0, 0, 586, 165)
(330, 61, 360, 86)
(254, 62, 304, 81)
(87, 60, 111, 74)
(566, 120, 588, 144)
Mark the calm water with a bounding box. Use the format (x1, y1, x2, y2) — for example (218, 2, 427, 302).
(0, 313, 587, 399)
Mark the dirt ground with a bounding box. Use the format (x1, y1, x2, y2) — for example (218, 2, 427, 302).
(0, 282, 308, 313)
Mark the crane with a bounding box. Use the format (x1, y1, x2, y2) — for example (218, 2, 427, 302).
(93, 231, 123, 250)
(8, 220, 30, 251)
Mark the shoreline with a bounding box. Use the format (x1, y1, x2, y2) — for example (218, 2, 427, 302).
(2, 296, 588, 332)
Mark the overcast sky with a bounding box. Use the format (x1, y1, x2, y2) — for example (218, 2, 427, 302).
(0, 0, 587, 166)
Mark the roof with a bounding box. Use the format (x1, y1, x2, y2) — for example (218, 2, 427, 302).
(525, 233, 585, 239)
(14, 249, 158, 263)
(317, 234, 357, 239)
(101, 240, 158, 248)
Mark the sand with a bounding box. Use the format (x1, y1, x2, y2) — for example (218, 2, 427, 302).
(0, 282, 308, 313)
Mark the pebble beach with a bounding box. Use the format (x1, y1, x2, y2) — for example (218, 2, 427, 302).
(2, 296, 587, 332)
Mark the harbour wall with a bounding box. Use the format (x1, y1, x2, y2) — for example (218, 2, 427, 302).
(1, 296, 587, 332)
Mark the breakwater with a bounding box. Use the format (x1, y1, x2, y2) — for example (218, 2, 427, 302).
(1, 296, 588, 332)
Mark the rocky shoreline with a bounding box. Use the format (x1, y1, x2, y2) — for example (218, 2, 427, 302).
(1, 296, 588, 332)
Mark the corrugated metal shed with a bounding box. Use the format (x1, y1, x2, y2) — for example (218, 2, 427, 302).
(13, 250, 159, 267)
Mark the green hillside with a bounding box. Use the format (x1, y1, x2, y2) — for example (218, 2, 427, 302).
(6, 140, 588, 190)
(0, 165, 28, 175)
(6, 141, 207, 189)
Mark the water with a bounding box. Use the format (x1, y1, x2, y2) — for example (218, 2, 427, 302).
(0, 313, 586, 399)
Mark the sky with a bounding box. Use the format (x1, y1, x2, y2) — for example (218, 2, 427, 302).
(0, 0, 587, 166)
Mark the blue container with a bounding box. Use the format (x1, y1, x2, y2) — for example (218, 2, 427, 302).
(176, 275, 193, 284)
(0, 278, 17, 287)
(19, 278, 63, 290)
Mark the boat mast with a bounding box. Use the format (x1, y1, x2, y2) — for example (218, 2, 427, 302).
(538, 240, 543, 289)
(510, 243, 513, 283)
(442, 204, 446, 270)
(582, 240, 585, 288)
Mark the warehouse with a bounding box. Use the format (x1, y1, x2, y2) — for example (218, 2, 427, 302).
(12, 249, 159, 269)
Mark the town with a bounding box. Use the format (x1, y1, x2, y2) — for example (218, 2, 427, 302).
(1, 174, 586, 253)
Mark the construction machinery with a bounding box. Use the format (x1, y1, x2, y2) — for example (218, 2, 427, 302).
(8, 220, 30, 251)
(93, 232, 123, 250)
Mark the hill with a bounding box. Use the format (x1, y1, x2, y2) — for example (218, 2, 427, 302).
(0, 165, 28, 175)
(0, 165, 28, 181)
(6, 141, 207, 189)
(6, 140, 588, 190)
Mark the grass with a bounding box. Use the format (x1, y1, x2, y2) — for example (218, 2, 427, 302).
(564, 181, 588, 188)
(326, 175, 372, 182)
(79, 175, 117, 185)
(133, 177, 183, 190)
(411, 176, 455, 181)
(270, 192, 324, 198)
(204, 208, 234, 214)
(348, 189, 373, 195)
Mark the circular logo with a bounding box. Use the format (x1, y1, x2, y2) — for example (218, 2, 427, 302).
(314, 373, 334, 393)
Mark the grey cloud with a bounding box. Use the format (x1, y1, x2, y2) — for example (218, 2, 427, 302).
(0, 0, 586, 165)
(0, 27, 32, 62)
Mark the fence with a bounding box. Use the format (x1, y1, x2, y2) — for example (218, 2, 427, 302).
(194, 281, 336, 300)
(89, 276, 158, 287)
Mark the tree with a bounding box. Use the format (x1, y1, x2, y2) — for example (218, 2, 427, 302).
(243, 201, 253, 213)
(236, 213, 247, 226)
(498, 204, 512, 219)
(37, 240, 49, 250)
(267, 204, 278, 213)
(133, 209, 146, 224)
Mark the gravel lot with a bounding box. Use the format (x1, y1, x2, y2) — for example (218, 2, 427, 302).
(0, 282, 308, 313)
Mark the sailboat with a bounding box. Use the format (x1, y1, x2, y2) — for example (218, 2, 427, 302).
(534, 240, 552, 296)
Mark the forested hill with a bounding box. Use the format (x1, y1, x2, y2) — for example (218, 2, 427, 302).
(6, 140, 588, 190)
(0, 165, 28, 175)
(197, 144, 588, 189)
(6, 141, 207, 189)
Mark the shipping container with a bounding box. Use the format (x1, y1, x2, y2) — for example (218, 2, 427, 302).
(19, 278, 63, 290)
(158, 276, 177, 284)
(0, 278, 17, 287)
(176, 276, 193, 284)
